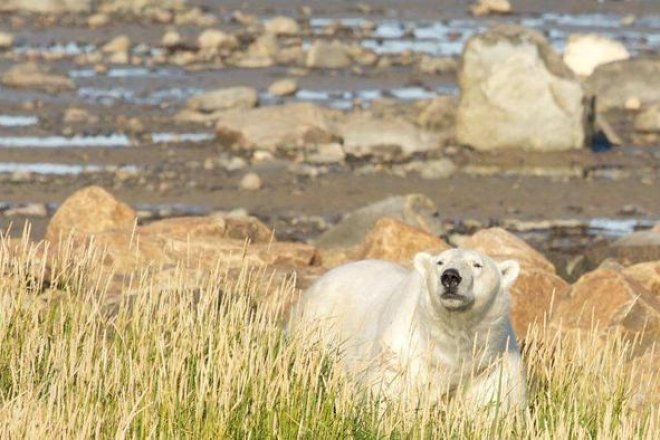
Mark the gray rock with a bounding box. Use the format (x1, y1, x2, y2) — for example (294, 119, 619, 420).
(586, 58, 660, 111)
(215, 102, 339, 151)
(187, 87, 258, 113)
(405, 158, 457, 179)
(456, 26, 586, 151)
(338, 113, 441, 156)
(315, 194, 443, 249)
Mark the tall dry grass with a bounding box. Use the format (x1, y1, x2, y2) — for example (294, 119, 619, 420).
(0, 232, 657, 439)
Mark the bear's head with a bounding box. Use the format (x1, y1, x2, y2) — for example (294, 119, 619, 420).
(413, 248, 520, 313)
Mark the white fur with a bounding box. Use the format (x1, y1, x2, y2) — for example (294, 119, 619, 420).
(288, 248, 526, 411)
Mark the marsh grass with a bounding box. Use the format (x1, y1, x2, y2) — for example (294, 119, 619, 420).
(0, 234, 657, 438)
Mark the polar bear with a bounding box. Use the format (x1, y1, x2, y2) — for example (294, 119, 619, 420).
(288, 248, 526, 411)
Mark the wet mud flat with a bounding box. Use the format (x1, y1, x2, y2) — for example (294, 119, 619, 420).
(0, 0, 659, 277)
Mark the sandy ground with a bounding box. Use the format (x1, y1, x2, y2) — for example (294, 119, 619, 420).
(0, 0, 658, 255)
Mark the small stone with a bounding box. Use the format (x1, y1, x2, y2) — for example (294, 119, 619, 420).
(264, 16, 300, 35)
(4, 203, 48, 218)
(187, 87, 258, 113)
(10, 169, 32, 183)
(102, 35, 131, 54)
(161, 30, 182, 48)
(268, 78, 298, 96)
(0, 32, 14, 49)
(305, 40, 351, 69)
(240, 172, 262, 191)
(64, 107, 98, 124)
(407, 158, 457, 179)
(87, 13, 109, 28)
(624, 97, 642, 111)
(198, 29, 237, 51)
(470, 0, 511, 16)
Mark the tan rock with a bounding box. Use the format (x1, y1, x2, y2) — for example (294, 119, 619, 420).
(102, 35, 131, 54)
(464, 227, 556, 273)
(563, 33, 630, 77)
(634, 105, 660, 133)
(0, 32, 15, 49)
(45, 185, 137, 243)
(470, 0, 511, 16)
(239, 172, 262, 191)
(305, 40, 351, 69)
(456, 26, 586, 152)
(198, 29, 237, 51)
(264, 16, 300, 35)
(360, 218, 450, 266)
(622, 261, 660, 298)
(87, 13, 109, 28)
(161, 30, 182, 48)
(1, 63, 75, 92)
(554, 267, 660, 340)
(268, 78, 298, 96)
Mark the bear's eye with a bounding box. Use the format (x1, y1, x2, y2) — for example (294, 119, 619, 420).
(473, 262, 483, 268)
(436, 260, 444, 266)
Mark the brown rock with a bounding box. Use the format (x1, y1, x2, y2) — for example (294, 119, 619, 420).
(45, 186, 137, 243)
(360, 218, 450, 266)
(554, 267, 660, 341)
(510, 269, 569, 337)
(139, 215, 273, 243)
(464, 227, 556, 273)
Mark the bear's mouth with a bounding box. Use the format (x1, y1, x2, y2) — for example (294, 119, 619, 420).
(440, 289, 463, 300)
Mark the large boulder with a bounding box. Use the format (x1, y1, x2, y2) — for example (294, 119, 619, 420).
(456, 26, 586, 151)
(214, 103, 339, 151)
(360, 218, 450, 265)
(584, 231, 660, 271)
(46, 186, 137, 243)
(186, 87, 258, 114)
(554, 266, 660, 342)
(464, 227, 556, 273)
(586, 58, 660, 111)
(1, 63, 75, 92)
(315, 194, 443, 250)
(465, 227, 569, 337)
(563, 34, 630, 77)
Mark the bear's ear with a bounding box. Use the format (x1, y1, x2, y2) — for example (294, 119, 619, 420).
(498, 260, 520, 291)
(413, 252, 433, 277)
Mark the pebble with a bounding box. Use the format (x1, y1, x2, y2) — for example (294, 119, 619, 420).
(4, 203, 48, 218)
(268, 78, 298, 96)
(240, 172, 262, 191)
(0, 32, 14, 49)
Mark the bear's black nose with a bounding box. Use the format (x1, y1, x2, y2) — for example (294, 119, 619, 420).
(441, 269, 462, 288)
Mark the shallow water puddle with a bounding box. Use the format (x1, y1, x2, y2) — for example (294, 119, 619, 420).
(151, 132, 215, 143)
(0, 163, 142, 175)
(0, 134, 131, 148)
(0, 115, 39, 127)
